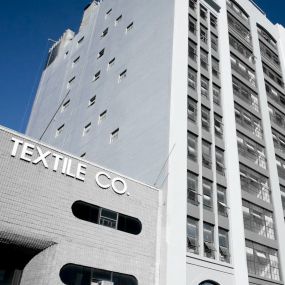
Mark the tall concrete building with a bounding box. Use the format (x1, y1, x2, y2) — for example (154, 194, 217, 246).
(25, 0, 285, 284)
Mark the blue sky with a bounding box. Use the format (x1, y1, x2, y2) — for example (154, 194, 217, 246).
(0, 0, 285, 133)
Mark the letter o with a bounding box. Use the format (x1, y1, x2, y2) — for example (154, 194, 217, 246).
(112, 177, 127, 195)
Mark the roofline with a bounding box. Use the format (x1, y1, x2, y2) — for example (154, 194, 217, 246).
(0, 125, 159, 192)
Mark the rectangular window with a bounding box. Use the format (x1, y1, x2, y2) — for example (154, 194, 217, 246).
(99, 208, 118, 228)
(245, 240, 280, 281)
(67, 76, 75, 88)
(217, 186, 228, 217)
(210, 14, 217, 29)
(189, 0, 197, 10)
(243, 200, 275, 240)
(98, 110, 107, 124)
(188, 97, 197, 122)
(202, 140, 211, 169)
(187, 132, 197, 161)
(93, 71, 101, 82)
(203, 178, 213, 210)
(187, 172, 199, 205)
(118, 69, 127, 82)
(188, 66, 197, 90)
(211, 33, 218, 52)
(214, 114, 223, 138)
(108, 57, 115, 69)
(216, 147, 225, 176)
(105, 8, 112, 18)
(219, 229, 230, 263)
(212, 57, 220, 78)
(213, 84, 221, 105)
(83, 122, 91, 136)
(101, 28, 109, 38)
(188, 39, 197, 61)
(126, 22, 134, 32)
(115, 15, 122, 25)
(200, 5, 207, 20)
(97, 48, 105, 59)
(72, 56, 80, 67)
(201, 106, 210, 131)
(61, 99, 70, 112)
(201, 76, 209, 98)
(88, 95, 96, 107)
(110, 128, 119, 143)
(200, 26, 208, 45)
(189, 15, 197, 35)
(200, 49, 208, 70)
(77, 36, 84, 45)
(55, 124, 65, 137)
(187, 217, 199, 254)
(204, 223, 215, 259)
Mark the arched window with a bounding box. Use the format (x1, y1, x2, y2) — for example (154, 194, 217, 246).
(199, 281, 219, 285)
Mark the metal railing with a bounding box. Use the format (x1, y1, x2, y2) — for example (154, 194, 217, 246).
(226, 1, 249, 24)
(231, 62, 256, 87)
(228, 15, 252, 44)
(240, 177, 271, 203)
(235, 115, 263, 139)
(267, 91, 285, 109)
(238, 144, 267, 169)
(233, 87, 259, 112)
(270, 114, 285, 128)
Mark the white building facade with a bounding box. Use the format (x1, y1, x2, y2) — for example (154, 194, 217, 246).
(25, 0, 285, 285)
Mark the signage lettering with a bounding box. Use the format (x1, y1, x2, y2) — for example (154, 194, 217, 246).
(10, 137, 128, 195)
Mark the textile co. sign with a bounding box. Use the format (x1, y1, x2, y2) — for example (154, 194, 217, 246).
(10, 137, 127, 195)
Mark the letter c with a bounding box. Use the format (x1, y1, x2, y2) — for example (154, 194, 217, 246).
(95, 171, 111, 189)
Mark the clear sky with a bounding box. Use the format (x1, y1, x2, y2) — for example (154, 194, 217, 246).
(0, 0, 285, 133)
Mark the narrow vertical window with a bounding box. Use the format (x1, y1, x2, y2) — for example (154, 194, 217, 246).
(61, 100, 70, 112)
(88, 95, 96, 107)
(110, 128, 119, 143)
(93, 71, 101, 82)
(56, 124, 65, 138)
(126, 22, 134, 33)
(98, 110, 107, 124)
(115, 15, 122, 25)
(101, 28, 109, 38)
(97, 49, 105, 59)
(105, 8, 112, 18)
(83, 123, 91, 136)
(118, 69, 127, 82)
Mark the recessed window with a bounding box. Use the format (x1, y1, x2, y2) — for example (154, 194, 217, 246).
(61, 99, 70, 112)
(118, 69, 127, 82)
(105, 8, 112, 18)
(67, 76, 75, 88)
(97, 48, 105, 59)
(60, 264, 138, 285)
(72, 56, 80, 67)
(72, 201, 142, 235)
(55, 124, 65, 137)
(108, 57, 115, 69)
(64, 51, 69, 58)
(115, 14, 122, 25)
(77, 36, 84, 45)
(80, 152, 86, 158)
(110, 128, 119, 143)
(101, 28, 108, 38)
(126, 22, 134, 33)
(83, 122, 91, 136)
(88, 95, 96, 107)
(92, 71, 101, 82)
(98, 110, 107, 124)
